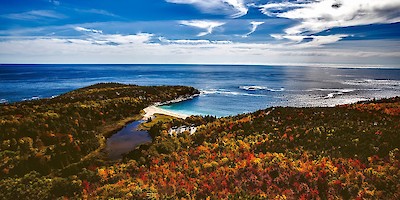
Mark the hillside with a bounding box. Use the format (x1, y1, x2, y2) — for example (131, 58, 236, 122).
(1, 89, 399, 199)
(105, 97, 400, 199)
(0, 83, 199, 178)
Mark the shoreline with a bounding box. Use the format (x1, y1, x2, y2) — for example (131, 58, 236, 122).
(74, 94, 198, 164)
(142, 94, 199, 120)
(143, 106, 189, 120)
(154, 93, 199, 106)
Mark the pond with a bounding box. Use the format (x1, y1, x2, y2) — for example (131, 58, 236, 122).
(105, 120, 152, 160)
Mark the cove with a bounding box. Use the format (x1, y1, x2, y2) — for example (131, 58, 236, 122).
(105, 120, 151, 160)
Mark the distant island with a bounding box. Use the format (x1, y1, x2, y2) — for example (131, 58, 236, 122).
(0, 83, 399, 199)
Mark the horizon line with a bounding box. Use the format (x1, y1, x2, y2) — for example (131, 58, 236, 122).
(0, 63, 399, 69)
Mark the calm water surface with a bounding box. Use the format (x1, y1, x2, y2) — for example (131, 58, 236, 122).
(105, 120, 151, 160)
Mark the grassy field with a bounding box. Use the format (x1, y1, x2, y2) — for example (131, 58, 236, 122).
(138, 114, 178, 130)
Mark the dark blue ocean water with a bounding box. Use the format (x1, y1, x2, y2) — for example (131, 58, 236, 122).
(1, 64, 400, 117)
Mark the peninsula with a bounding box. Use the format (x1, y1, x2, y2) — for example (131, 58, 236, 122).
(0, 83, 199, 177)
(0, 83, 399, 199)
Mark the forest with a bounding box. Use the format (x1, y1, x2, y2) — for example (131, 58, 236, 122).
(0, 84, 399, 199)
(0, 83, 199, 178)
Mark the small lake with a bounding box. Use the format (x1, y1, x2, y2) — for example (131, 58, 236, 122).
(105, 120, 151, 160)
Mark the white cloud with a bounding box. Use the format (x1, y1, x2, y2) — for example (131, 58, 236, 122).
(166, 0, 248, 18)
(1, 35, 398, 66)
(96, 33, 153, 45)
(261, 0, 400, 34)
(48, 0, 60, 6)
(74, 9, 119, 18)
(74, 27, 153, 45)
(243, 21, 264, 37)
(180, 20, 225, 36)
(158, 37, 232, 45)
(74, 27, 103, 34)
(270, 34, 306, 43)
(259, 2, 305, 17)
(223, 0, 248, 18)
(299, 34, 349, 47)
(261, 0, 400, 45)
(2, 10, 66, 21)
(271, 34, 349, 47)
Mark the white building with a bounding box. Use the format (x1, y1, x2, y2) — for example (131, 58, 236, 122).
(168, 125, 197, 136)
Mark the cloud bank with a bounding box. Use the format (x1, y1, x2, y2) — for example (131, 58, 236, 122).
(261, 0, 400, 45)
(261, 0, 400, 34)
(74, 27, 153, 45)
(1, 0, 399, 66)
(1, 26, 398, 66)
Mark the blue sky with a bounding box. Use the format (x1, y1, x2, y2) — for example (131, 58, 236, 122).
(0, 0, 399, 66)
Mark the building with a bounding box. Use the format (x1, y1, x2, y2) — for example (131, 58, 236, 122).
(168, 125, 197, 136)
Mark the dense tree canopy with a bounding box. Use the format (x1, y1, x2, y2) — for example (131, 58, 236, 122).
(113, 97, 400, 199)
(0, 85, 399, 199)
(0, 83, 199, 178)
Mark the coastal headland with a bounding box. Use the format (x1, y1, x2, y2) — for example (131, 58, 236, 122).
(0, 83, 399, 199)
(0, 83, 199, 176)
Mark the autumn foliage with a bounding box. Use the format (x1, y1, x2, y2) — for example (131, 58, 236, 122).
(1, 86, 399, 199)
(93, 97, 400, 199)
(0, 83, 199, 178)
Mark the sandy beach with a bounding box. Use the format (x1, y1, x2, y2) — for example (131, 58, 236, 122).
(143, 105, 189, 120)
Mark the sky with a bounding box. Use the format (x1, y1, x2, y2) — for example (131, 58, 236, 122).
(0, 0, 399, 66)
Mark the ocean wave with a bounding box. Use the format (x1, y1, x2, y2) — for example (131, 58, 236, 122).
(0, 99, 7, 104)
(324, 92, 353, 99)
(300, 88, 381, 93)
(239, 85, 285, 92)
(343, 79, 400, 88)
(290, 95, 371, 107)
(22, 96, 40, 101)
(201, 89, 266, 97)
(293, 87, 389, 99)
(137, 74, 161, 78)
(298, 88, 356, 99)
(332, 74, 354, 77)
(315, 89, 355, 99)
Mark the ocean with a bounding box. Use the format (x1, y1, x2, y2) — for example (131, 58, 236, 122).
(1, 64, 400, 117)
